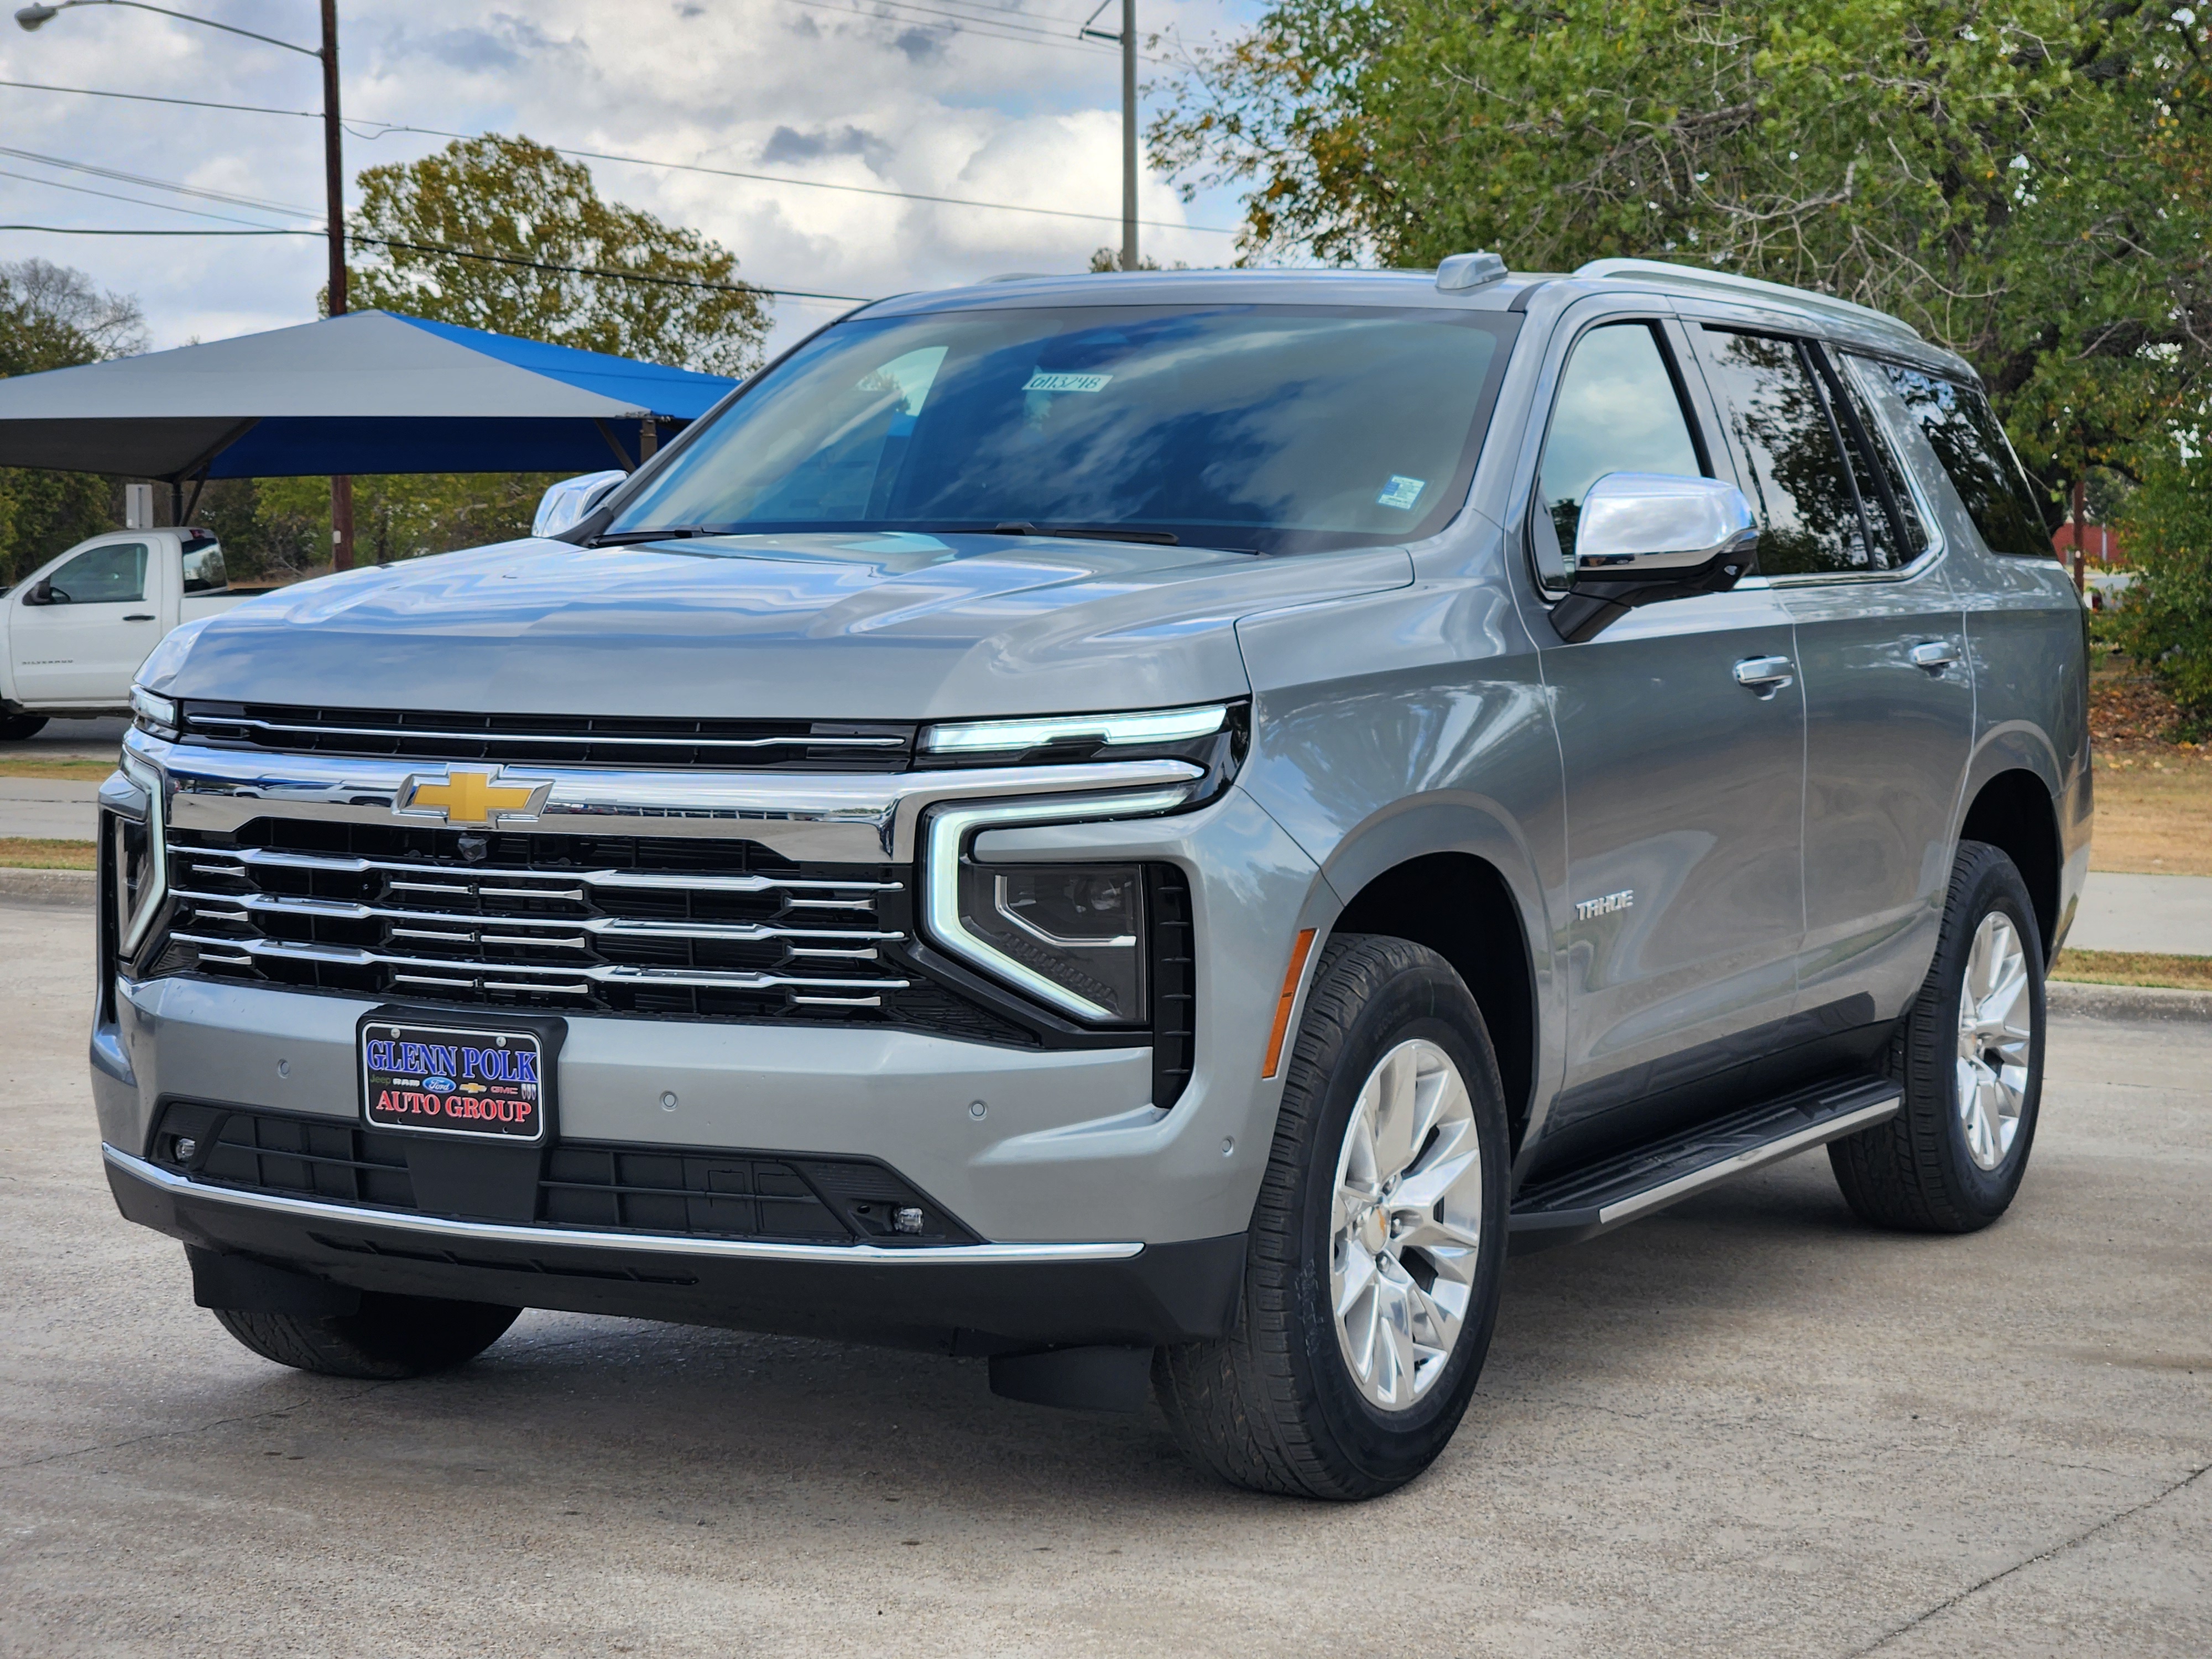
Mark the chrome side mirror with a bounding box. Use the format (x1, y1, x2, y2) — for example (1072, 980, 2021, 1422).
(533, 470, 628, 539)
(1553, 472, 1761, 643)
(1573, 473, 1759, 576)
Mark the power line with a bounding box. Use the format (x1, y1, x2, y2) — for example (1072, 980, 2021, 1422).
(0, 76, 1235, 235)
(0, 166, 296, 229)
(0, 143, 318, 220)
(0, 225, 875, 304)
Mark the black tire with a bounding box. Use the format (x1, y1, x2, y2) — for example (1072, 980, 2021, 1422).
(0, 713, 47, 742)
(211, 1293, 521, 1380)
(1154, 935, 1511, 1500)
(1829, 841, 2046, 1233)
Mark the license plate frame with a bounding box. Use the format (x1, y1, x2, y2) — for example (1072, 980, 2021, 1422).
(358, 1015, 555, 1144)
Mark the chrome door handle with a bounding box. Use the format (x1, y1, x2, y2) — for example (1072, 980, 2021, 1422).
(1732, 655, 1795, 696)
(122, 613, 155, 622)
(1909, 641, 1957, 674)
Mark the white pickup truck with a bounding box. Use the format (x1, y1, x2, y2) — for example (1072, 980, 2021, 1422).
(0, 528, 253, 739)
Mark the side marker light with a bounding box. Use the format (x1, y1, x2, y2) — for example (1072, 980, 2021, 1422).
(1261, 928, 1319, 1079)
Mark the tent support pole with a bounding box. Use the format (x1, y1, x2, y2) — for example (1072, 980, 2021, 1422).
(596, 419, 637, 471)
(168, 479, 184, 528)
(180, 468, 211, 527)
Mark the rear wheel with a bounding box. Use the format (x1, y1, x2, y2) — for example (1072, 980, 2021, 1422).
(212, 1293, 521, 1380)
(0, 713, 48, 742)
(1829, 840, 2045, 1232)
(1154, 935, 1509, 1499)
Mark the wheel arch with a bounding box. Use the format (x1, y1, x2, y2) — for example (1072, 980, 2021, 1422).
(1957, 757, 2064, 963)
(1318, 808, 1551, 1152)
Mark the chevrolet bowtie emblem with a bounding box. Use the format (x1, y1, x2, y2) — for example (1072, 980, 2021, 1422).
(395, 768, 552, 827)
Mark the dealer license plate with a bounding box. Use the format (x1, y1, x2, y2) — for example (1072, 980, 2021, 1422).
(361, 1020, 547, 1142)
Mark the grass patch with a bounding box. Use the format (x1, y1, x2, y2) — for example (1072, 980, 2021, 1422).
(2092, 749, 2212, 876)
(0, 837, 95, 870)
(0, 756, 117, 780)
(2052, 948, 2212, 992)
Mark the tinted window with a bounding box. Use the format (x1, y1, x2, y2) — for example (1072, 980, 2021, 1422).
(1533, 322, 1705, 585)
(1879, 366, 2051, 557)
(45, 541, 148, 604)
(1821, 353, 1927, 568)
(181, 535, 227, 593)
(1700, 330, 1870, 576)
(608, 306, 1516, 556)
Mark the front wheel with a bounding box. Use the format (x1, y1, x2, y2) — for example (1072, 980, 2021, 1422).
(0, 713, 47, 742)
(1154, 935, 1510, 1500)
(1829, 840, 2046, 1232)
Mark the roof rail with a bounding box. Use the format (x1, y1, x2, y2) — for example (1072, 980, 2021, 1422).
(1573, 258, 1921, 343)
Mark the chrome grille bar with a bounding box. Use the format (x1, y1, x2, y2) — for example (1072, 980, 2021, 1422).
(169, 886, 904, 945)
(170, 931, 910, 994)
(179, 845, 899, 896)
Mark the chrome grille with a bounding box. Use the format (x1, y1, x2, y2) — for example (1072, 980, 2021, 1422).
(149, 822, 1026, 1040)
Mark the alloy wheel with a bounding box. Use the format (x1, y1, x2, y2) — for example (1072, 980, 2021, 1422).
(1328, 1038, 1485, 1411)
(1954, 911, 2033, 1171)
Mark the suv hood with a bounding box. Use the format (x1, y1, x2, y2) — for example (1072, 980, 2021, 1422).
(159, 531, 1413, 721)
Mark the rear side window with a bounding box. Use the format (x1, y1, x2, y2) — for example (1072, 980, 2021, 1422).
(1532, 322, 1707, 586)
(44, 541, 148, 604)
(181, 535, 227, 593)
(1818, 352, 1928, 568)
(1698, 330, 1872, 576)
(1879, 367, 2051, 557)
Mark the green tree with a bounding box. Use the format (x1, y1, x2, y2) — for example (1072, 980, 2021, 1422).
(0, 258, 147, 585)
(2113, 437, 2212, 737)
(345, 134, 770, 377)
(1151, 1, 2211, 510)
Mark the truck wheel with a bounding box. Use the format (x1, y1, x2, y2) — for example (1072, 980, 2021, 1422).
(1154, 935, 1509, 1500)
(211, 1293, 521, 1380)
(0, 714, 46, 741)
(1829, 841, 2045, 1233)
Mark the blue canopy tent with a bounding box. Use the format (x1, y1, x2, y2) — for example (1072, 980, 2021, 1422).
(0, 310, 740, 519)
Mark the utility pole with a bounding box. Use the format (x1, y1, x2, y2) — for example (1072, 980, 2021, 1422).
(1120, 0, 1137, 272)
(1082, 0, 1139, 271)
(321, 0, 352, 571)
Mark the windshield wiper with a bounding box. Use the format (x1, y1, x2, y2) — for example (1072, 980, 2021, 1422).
(989, 521, 1180, 546)
(589, 526, 707, 546)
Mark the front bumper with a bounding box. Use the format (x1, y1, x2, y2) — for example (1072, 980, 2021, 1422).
(105, 1145, 1245, 1349)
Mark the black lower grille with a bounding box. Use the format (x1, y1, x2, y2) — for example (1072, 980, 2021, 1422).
(152, 1102, 980, 1247)
(1148, 865, 1196, 1110)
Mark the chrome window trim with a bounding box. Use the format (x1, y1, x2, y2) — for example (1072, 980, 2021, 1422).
(125, 728, 1207, 864)
(105, 1144, 1144, 1264)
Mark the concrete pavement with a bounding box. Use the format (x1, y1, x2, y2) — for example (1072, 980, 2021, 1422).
(0, 778, 97, 839)
(2065, 873, 2212, 956)
(0, 898, 2206, 1657)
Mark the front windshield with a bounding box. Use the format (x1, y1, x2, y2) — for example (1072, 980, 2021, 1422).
(607, 304, 1517, 555)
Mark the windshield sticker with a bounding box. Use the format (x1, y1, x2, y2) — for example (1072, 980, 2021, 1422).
(1023, 371, 1114, 394)
(1376, 475, 1427, 510)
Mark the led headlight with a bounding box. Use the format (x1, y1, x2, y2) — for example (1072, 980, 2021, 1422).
(106, 757, 168, 956)
(129, 684, 178, 737)
(924, 787, 1191, 1023)
(921, 703, 1228, 757)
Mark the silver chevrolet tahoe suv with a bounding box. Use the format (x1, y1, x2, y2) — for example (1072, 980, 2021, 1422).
(94, 257, 2089, 1499)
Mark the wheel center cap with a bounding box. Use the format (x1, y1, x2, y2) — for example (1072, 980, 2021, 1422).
(1358, 1205, 1388, 1255)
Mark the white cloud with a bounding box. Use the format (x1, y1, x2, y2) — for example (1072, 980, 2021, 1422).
(0, 0, 1260, 358)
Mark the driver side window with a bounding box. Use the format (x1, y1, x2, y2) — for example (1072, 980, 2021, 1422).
(43, 541, 148, 605)
(1533, 324, 1706, 588)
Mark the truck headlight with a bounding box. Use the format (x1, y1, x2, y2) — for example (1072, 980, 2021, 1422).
(924, 789, 1190, 1024)
(103, 758, 168, 956)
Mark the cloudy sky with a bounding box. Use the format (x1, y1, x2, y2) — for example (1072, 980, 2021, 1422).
(0, 0, 1265, 358)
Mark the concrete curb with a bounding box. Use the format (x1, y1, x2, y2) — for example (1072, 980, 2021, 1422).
(2048, 979, 2212, 1023)
(0, 867, 94, 906)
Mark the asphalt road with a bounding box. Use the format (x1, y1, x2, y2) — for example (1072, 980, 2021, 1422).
(1, 898, 2206, 1658)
